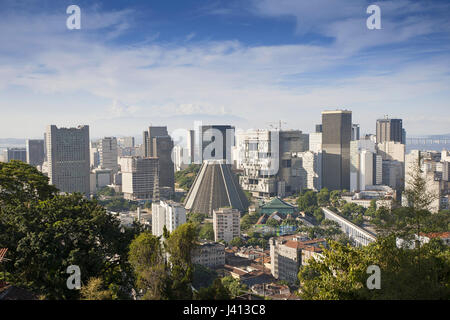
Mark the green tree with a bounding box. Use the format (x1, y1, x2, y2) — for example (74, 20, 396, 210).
(80, 277, 114, 300)
(221, 276, 248, 298)
(1, 194, 137, 299)
(97, 186, 116, 197)
(0, 160, 57, 205)
(313, 208, 325, 224)
(195, 278, 231, 300)
(230, 237, 244, 247)
(265, 217, 280, 228)
(317, 188, 330, 206)
(199, 223, 214, 241)
(298, 237, 450, 300)
(297, 191, 318, 212)
(128, 232, 170, 300)
(164, 223, 198, 299)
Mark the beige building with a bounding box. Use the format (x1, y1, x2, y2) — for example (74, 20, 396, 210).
(270, 235, 325, 283)
(405, 150, 448, 213)
(119, 156, 159, 201)
(213, 208, 240, 243)
(192, 241, 225, 269)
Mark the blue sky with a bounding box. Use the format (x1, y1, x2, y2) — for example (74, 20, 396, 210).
(0, 0, 449, 139)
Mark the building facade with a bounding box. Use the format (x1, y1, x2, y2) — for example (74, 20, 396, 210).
(322, 110, 352, 191)
(98, 137, 118, 172)
(119, 156, 159, 201)
(376, 118, 403, 144)
(152, 200, 186, 237)
(192, 241, 226, 269)
(26, 139, 45, 167)
(46, 125, 90, 195)
(213, 208, 241, 243)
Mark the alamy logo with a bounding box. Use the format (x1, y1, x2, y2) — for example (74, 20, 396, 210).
(366, 5, 381, 30)
(66, 5, 81, 30)
(366, 265, 381, 289)
(66, 265, 81, 290)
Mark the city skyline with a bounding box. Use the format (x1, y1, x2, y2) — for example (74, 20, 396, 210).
(1, 0, 450, 138)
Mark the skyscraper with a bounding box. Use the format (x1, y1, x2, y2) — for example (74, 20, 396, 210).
(26, 139, 45, 167)
(143, 126, 174, 193)
(322, 110, 352, 191)
(119, 156, 159, 201)
(98, 137, 118, 172)
(376, 118, 403, 144)
(46, 125, 90, 195)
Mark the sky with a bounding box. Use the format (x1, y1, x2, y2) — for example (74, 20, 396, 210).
(0, 0, 449, 139)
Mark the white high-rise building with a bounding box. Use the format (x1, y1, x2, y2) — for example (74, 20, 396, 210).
(309, 132, 322, 153)
(98, 137, 118, 172)
(360, 150, 374, 189)
(46, 125, 90, 195)
(350, 140, 378, 192)
(296, 151, 322, 191)
(213, 208, 240, 243)
(119, 156, 159, 201)
(236, 129, 309, 198)
(152, 200, 186, 237)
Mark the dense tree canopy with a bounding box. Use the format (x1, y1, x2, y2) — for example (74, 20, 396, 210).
(298, 237, 450, 300)
(0, 161, 140, 299)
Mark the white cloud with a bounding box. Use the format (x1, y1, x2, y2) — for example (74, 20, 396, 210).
(0, 2, 449, 138)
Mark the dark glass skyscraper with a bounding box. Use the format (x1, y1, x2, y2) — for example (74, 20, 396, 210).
(322, 110, 352, 191)
(376, 118, 403, 144)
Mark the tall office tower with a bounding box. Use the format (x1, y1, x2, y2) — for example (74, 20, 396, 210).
(26, 139, 45, 166)
(119, 156, 159, 201)
(152, 200, 186, 237)
(296, 150, 322, 191)
(152, 135, 174, 191)
(98, 137, 118, 172)
(46, 125, 90, 195)
(376, 117, 403, 144)
(402, 129, 407, 145)
(143, 126, 168, 157)
(142, 126, 175, 192)
(322, 110, 352, 191)
(6, 147, 27, 162)
(351, 124, 360, 141)
(213, 208, 240, 243)
(198, 125, 235, 163)
(184, 160, 249, 216)
(279, 130, 309, 195)
(309, 132, 322, 153)
(236, 129, 309, 198)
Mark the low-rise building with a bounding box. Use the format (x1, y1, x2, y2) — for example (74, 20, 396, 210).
(192, 241, 225, 269)
(269, 235, 326, 283)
